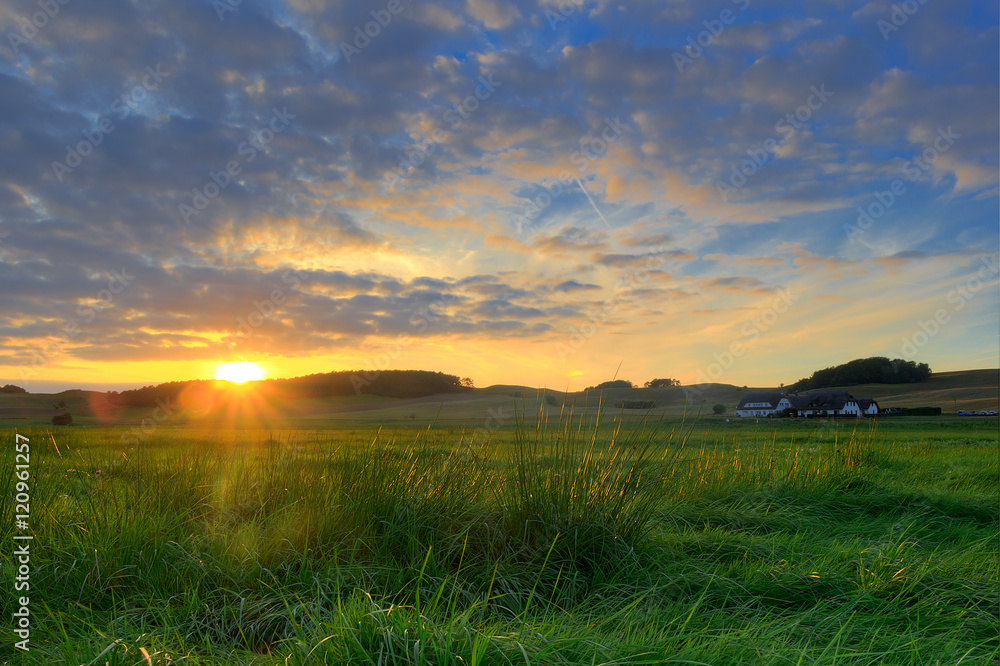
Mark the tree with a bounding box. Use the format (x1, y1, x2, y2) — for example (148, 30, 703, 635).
(0, 384, 27, 394)
(460, 377, 474, 388)
(545, 394, 558, 406)
(590, 380, 635, 390)
(644, 378, 680, 388)
(117, 370, 469, 405)
(712, 403, 726, 415)
(790, 357, 932, 390)
(52, 412, 73, 426)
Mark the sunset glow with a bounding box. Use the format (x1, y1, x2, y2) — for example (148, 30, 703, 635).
(215, 362, 265, 384)
(0, 1, 995, 393)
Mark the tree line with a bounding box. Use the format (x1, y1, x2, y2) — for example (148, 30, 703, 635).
(790, 357, 931, 391)
(585, 378, 681, 391)
(108, 370, 469, 408)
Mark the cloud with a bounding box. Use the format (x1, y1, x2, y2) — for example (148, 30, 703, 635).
(465, 0, 522, 29)
(619, 231, 675, 247)
(485, 226, 609, 257)
(553, 279, 601, 293)
(699, 276, 770, 293)
(590, 249, 696, 268)
(0, 0, 995, 388)
(703, 254, 785, 266)
(717, 17, 823, 50)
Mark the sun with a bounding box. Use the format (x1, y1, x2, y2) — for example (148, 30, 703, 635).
(215, 362, 265, 383)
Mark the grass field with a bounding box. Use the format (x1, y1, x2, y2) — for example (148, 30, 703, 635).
(1, 408, 997, 664)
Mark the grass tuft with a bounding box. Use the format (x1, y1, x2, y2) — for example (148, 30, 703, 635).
(1, 413, 996, 664)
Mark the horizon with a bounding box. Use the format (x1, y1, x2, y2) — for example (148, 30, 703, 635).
(7, 363, 997, 396)
(2, 1, 998, 393)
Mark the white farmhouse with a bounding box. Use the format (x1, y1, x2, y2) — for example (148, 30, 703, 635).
(735, 390, 879, 418)
(856, 398, 879, 416)
(734, 392, 795, 418)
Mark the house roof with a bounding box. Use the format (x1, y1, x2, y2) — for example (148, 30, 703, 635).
(736, 392, 789, 410)
(736, 390, 878, 412)
(790, 390, 852, 411)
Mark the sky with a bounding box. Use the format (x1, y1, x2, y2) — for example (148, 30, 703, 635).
(0, 0, 997, 393)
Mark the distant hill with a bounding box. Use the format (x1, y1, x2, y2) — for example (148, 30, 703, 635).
(807, 369, 998, 412)
(0, 369, 994, 427)
(479, 384, 542, 396)
(790, 357, 931, 391)
(110, 369, 468, 408)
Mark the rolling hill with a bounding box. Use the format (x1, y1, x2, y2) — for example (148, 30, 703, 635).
(0, 369, 995, 427)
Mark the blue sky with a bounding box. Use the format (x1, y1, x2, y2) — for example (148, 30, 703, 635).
(0, 0, 997, 391)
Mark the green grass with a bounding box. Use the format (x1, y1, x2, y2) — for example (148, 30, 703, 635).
(0, 411, 997, 664)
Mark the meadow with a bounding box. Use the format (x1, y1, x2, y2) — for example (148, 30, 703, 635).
(1, 409, 997, 665)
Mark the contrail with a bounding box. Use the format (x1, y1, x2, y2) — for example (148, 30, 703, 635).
(575, 177, 612, 230)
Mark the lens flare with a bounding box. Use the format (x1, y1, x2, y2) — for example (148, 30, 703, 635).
(215, 362, 265, 383)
